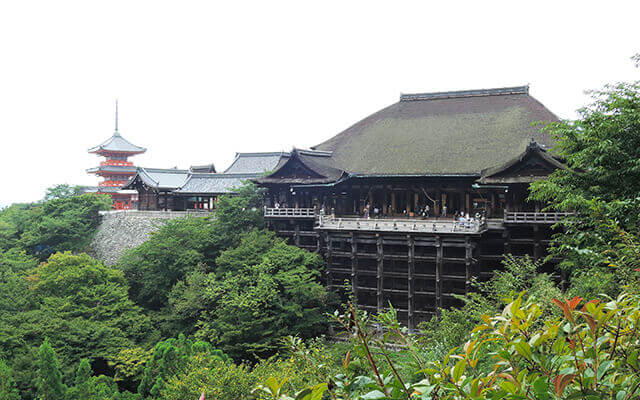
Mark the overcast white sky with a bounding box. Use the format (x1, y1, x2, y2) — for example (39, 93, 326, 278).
(0, 1, 638, 206)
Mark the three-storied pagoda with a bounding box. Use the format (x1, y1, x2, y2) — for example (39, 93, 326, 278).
(87, 103, 146, 209)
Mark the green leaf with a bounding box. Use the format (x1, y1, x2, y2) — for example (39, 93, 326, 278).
(360, 389, 388, 399)
(452, 358, 466, 382)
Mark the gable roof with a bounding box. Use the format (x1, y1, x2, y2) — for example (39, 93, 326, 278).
(189, 163, 216, 173)
(478, 141, 566, 184)
(88, 131, 147, 155)
(311, 86, 559, 175)
(123, 167, 189, 191)
(223, 152, 289, 174)
(256, 148, 347, 184)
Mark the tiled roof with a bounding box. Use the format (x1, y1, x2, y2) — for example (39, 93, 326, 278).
(124, 167, 190, 190)
(223, 152, 289, 174)
(189, 163, 216, 173)
(174, 173, 257, 194)
(88, 131, 146, 154)
(86, 165, 138, 174)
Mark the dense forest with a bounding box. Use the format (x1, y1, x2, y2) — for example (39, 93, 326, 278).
(1, 79, 640, 399)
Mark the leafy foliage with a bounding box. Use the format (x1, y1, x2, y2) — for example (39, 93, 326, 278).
(118, 216, 217, 310)
(171, 232, 329, 361)
(36, 339, 66, 400)
(530, 81, 640, 294)
(420, 255, 561, 355)
(137, 334, 228, 398)
(119, 182, 265, 311)
(0, 359, 21, 400)
(270, 288, 640, 399)
(43, 184, 85, 202)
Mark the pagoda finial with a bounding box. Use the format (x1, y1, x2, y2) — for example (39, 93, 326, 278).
(115, 99, 120, 135)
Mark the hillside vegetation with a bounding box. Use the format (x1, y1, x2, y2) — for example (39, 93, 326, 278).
(1, 79, 639, 399)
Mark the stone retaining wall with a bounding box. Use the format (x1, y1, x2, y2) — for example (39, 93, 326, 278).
(88, 210, 213, 265)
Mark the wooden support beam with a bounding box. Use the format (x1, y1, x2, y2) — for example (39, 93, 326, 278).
(351, 232, 358, 302)
(326, 232, 333, 288)
(435, 235, 443, 311)
(407, 235, 415, 331)
(503, 229, 511, 255)
(533, 225, 541, 261)
(465, 238, 473, 295)
(377, 235, 384, 315)
(294, 223, 300, 247)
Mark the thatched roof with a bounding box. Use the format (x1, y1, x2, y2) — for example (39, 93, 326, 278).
(311, 86, 558, 175)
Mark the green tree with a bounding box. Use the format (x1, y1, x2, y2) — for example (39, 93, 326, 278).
(420, 255, 561, 356)
(137, 334, 228, 398)
(43, 184, 84, 202)
(118, 216, 216, 310)
(530, 80, 640, 294)
(119, 182, 264, 310)
(178, 234, 329, 361)
(74, 358, 92, 399)
(36, 339, 66, 400)
(0, 252, 156, 395)
(0, 359, 21, 400)
(21, 194, 111, 260)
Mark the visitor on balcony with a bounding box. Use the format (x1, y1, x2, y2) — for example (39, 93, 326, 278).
(363, 203, 370, 219)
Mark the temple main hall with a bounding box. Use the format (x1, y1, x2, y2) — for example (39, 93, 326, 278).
(106, 86, 569, 328)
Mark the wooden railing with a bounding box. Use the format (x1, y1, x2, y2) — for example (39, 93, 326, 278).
(504, 212, 573, 224)
(101, 160, 134, 167)
(99, 180, 128, 187)
(264, 207, 316, 218)
(318, 215, 488, 234)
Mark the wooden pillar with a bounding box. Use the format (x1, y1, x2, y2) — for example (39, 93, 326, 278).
(435, 235, 443, 312)
(503, 229, 511, 255)
(350, 232, 358, 302)
(382, 186, 389, 216)
(294, 223, 300, 247)
(376, 235, 384, 314)
(391, 192, 396, 215)
(326, 232, 333, 287)
(435, 188, 441, 215)
(407, 235, 415, 331)
(490, 192, 496, 218)
(465, 192, 470, 214)
(414, 192, 419, 214)
(533, 225, 541, 261)
(405, 188, 411, 215)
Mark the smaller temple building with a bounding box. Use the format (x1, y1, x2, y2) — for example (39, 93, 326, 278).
(87, 104, 146, 209)
(123, 152, 288, 210)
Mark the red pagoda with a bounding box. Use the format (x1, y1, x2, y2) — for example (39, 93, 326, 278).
(87, 102, 146, 209)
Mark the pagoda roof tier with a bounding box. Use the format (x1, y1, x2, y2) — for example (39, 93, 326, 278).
(86, 165, 138, 174)
(89, 131, 146, 155)
(307, 85, 559, 176)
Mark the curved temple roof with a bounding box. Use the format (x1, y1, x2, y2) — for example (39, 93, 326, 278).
(311, 86, 559, 176)
(89, 131, 147, 155)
